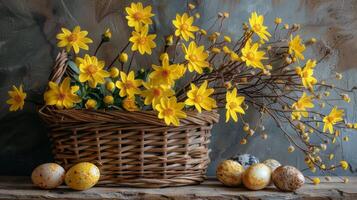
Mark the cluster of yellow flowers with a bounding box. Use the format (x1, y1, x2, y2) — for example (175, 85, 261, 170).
(6, 2, 355, 177)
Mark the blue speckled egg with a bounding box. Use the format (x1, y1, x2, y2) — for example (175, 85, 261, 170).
(230, 154, 259, 169)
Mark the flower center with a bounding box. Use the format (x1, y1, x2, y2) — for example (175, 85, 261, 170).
(253, 24, 262, 31)
(67, 33, 78, 42)
(133, 12, 143, 20)
(86, 65, 98, 75)
(247, 52, 255, 60)
(124, 81, 134, 89)
(138, 37, 147, 45)
(14, 95, 22, 103)
(153, 88, 161, 97)
(229, 102, 237, 110)
(161, 70, 169, 78)
(180, 24, 188, 31)
(189, 55, 198, 62)
(194, 95, 202, 103)
(163, 108, 174, 116)
(58, 92, 66, 101)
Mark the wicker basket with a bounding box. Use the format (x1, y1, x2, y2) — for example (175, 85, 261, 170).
(38, 51, 219, 187)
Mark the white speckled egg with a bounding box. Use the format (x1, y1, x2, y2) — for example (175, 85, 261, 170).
(242, 163, 271, 190)
(272, 165, 305, 192)
(31, 163, 65, 189)
(65, 162, 100, 190)
(216, 160, 245, 186)
(230, 154, 259, 169)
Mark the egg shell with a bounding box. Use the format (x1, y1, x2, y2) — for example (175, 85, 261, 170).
(243, 163, 271, 190)
(230, 154, 259, 169)
(272, 165, 305, 192)
(263, 159, 282, 185)
(216, 160, 245, 186)
(65, 162, 100, 191)
(31, 163, 65, 189)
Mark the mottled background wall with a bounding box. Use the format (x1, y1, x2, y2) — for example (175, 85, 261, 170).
(0, 0, 357, 176)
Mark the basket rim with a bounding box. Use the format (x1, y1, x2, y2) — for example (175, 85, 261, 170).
(38, 106, 220, 126)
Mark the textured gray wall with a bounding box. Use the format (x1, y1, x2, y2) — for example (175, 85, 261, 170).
(0, 0, 356, 176)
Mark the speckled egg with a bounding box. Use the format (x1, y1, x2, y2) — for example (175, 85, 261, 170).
(216, 160, 245, 186)
(242, 163, 271, 190)
(230, 154, 259, 169)
(272, 165, 305, 192)
(65, 162, 100, 190)
(31, 163, 65, 189)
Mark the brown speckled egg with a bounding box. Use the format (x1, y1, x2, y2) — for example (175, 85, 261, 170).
(65, 162, 100, 190)
(216, 160, 245, 186)
(31, 163, 65, 189)
(272, 165, 305, 192)
(242, 163, 271, 190)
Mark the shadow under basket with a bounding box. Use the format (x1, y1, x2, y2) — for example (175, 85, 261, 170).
(39, 107, 219, 187)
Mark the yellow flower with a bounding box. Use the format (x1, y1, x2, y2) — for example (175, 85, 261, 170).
(115, 71, 142, 97)
(185, 81, 217, 113)
(312, 177, 320, 185)
(295, 59, 317, 89)
(125, 2, 154, 31)
(85, 99, 97, 109)
(109, 67, 120, 78)
(78, 54, 110, 88)
(56, 26, 93, 54)
(155, 97, 186, 126)
(241, 41, 267, 70)
(274, 17, 282, 24)
(291, 92, 314, 120)
(249, 12, 271, 42)
(289, 35, 306, 61)
(149, 56, 185, 87)
(122, 97, 139, 111)
(44, 77, 81, 109)
(103, 28, 112, 40)
(141, 81, 175, 106)
(225, 88, 245, 122)
(323, 106, 344, 134)
(173, 13, 199, 41)
(106, 81, 115, 91)
(182, 41, 209, 74)
(340, 160, 349, 170)
(103, 95, 114, 105)
(6, 85, 27, 111)
(129, 25, 156, 55)
(119, 53, 128, 63)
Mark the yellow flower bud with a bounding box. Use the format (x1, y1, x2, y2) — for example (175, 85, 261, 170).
(353, 123, 357, 129)
(119, 53, 128, 63)
(324, 91, 330, 97)
(85, 99, 97, 109)
(102, 28, 112, 41)
(109, 67, 120, 78)
(222, 46, 231, 54)
(195, 13, 201, 19)
(347, 123, 353, 128)
(242, 23, 249, 31)
(248, 129, 255, 136)
(200, 29, 207, 35)
(160, 53, 169, 61)
(312, 177, 320, 185)
(224, 81, 232, 89)
(166, 35, 173, 45)
(343, 178, 349, 184)
(321, 164, 326, 170)
(310, 167, 316, 173)
(329, 154, 334, 160)
(288, 145, 295, 153)
(285, 56, 292, 64)
(103, 95, 114, 105)
(230, 52, 241, 62)
(284, 24, 289, 29)
(274, 17, 282, 24)
(122, 97, 139, 111)
(261, 133, 268, 140)
(223, 12, 229, 18)
(106, 81, 115, 91)
(341, 93, 351, 103)
(243, 123, 250, 132)
(211, 47, 221, 54)
(240, 138, 247, 145)
(340, 160, 349, 170)
(335, 72, 343, 80)
(332, 137, 336, 144)
(188, 3, 195, 10)
(224, 36, 232, 43)
(343, 136, 349, 142)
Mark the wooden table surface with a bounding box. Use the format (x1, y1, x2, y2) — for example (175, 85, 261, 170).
(0, 176, 356, 200)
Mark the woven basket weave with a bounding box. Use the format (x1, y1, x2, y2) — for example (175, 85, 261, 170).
(38, 50, 219, 187)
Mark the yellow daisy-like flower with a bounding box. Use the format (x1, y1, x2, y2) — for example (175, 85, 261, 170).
(122, 97, 139, 111)
(115, 71, 142, 97)
(85, 99, 97, 109)
(173, 13, 199, 41)
(155, 97, 187, 126)
(289, 35, 306, 61)
(6, 85, 27, 111)
(149, 57, 185, 87)
(291, 92, 314, 120)
(249, 12, 271, 42)
(44, 77, 81, 109)
(225, 88, 245, 122)
(185, 81, 217, 113)
(125, 2, 154, 31)
(295, 59, 317, 89)
(56, 26, 93, 54)
(312, 177, 320, 185)
(129, 25, 156, 55)
(78, 54, 110, 88)
(340, 160, 349, 170)
(241, 41, 267, 70)
(182, 41, 209, 74)
(323, 106, 344, 134)
(141, 81, 175, 106)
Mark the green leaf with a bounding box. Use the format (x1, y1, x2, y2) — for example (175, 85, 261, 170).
(67, 60, 80, 75)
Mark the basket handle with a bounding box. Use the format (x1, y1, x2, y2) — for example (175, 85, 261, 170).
(48, 49, 69, 84)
